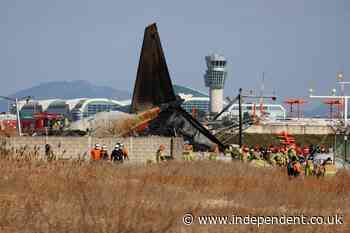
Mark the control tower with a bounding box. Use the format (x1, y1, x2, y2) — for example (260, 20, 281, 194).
(204, 54, 228, 114)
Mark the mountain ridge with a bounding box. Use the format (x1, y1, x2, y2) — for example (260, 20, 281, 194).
(0, 80, 131, 112)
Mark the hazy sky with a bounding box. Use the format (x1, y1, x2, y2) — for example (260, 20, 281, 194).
(1, 0, 349, 106)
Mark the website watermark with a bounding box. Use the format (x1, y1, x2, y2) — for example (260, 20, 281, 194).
(183, 213, 343, 227)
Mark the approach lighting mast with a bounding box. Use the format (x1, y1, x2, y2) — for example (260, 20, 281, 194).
(309, 73, 349, 127)
(284, 99, 306, 119)
(323, 99, 342, 120)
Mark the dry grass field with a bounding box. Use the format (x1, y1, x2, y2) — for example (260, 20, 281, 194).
(0, 157, 349, 233)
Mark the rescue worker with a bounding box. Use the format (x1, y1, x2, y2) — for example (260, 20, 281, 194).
(287, 158, 293, 176)
(314, 163, 323, 177)
(120, 143, 129, 160)
(292, 156, 302, 177)
(209, 145, 219, 160)
(101, 145, 109, 160)
(264, 149, 271, 162)
(305, 159, 314, 176)
(278, 148, 286, 166)
(250, 155, 269, 168)
(45, 143, 51, 157)
(275, 148, 285, 167)
(287, 156, 299, 177)
(240, 146, 249, 162)
(315, 145, 321, 153)
(302, 147, 310, 158)
(248, 148, 255, 161)
(52, 121, 60, 131)
(156, 144, 166, 163)
(91, 143, 102, 161)
(270, 149, 282, 167)
(322, 157, 337, 177)
(111, 144, 123, 163)
(230, 146, 241, 160)
(269, 151, 278, 166)
(309, 144, 315, 157)
(224, 145, 233, 158)
(296, 146, 302, 158)
(255, 148, 263, 160)
(45, 143, 55, 161)
(183, 143, 194, 161)
(287, 146, 297, 161)
(265, 146, 273, 161)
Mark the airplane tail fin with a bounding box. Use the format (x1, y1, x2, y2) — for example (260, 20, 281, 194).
(130, 23, 227, 150)
(130, 23, 176, 113)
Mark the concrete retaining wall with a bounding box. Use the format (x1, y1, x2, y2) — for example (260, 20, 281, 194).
(0, 136, 184, 163)
(245, 124, 333, 135)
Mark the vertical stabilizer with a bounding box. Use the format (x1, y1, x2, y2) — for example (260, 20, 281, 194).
(130, 23, 176, 113)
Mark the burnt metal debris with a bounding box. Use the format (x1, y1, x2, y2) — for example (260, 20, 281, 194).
(130, 23, 225, 150)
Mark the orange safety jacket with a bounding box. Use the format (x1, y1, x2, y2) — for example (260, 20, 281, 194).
(122, 148, 129, 159)
(91, 149, 101, 160)
(293, 162, 302, 174)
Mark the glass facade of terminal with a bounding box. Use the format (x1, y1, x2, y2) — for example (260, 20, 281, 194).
(71, 100, 122, 121)
(16, 99, 124, 122)
(46, 101, 70, 118)
(20, 103, 43, 119)
(181, 100, 209, 114)
(173, 85, 210, 114)
(84, 102, 120, 118)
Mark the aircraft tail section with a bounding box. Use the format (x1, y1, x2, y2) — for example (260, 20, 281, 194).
(130, 23, 176, 113)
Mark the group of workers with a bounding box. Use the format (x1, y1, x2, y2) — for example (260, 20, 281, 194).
(89, 140, 337, 177)
(90, 143, 129, 162)
(91, 143, 172, 164)
(231, 144, 337, 177)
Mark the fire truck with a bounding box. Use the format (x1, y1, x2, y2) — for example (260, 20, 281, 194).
(21, 112, 64, 134)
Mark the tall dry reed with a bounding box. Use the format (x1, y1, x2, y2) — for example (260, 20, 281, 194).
(0, 157, 349, 232)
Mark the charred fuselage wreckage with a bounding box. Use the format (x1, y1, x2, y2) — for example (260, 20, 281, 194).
(130, 23, 225, 150)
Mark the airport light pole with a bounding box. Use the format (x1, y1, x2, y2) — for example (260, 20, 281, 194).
(238, 88, 243, 147)
(336, 73, 350, 162)
(309, 88, 349, 126)
(336, 73, 350, 122)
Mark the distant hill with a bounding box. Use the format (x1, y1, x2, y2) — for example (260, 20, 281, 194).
(0, 80, 131, 112)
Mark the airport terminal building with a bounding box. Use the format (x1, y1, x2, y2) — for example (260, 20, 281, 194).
(15, 98, 125, 121)
(13, 85, 212, 121)
(173, 85, 210, 114)
(13, 84, 285, 122)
